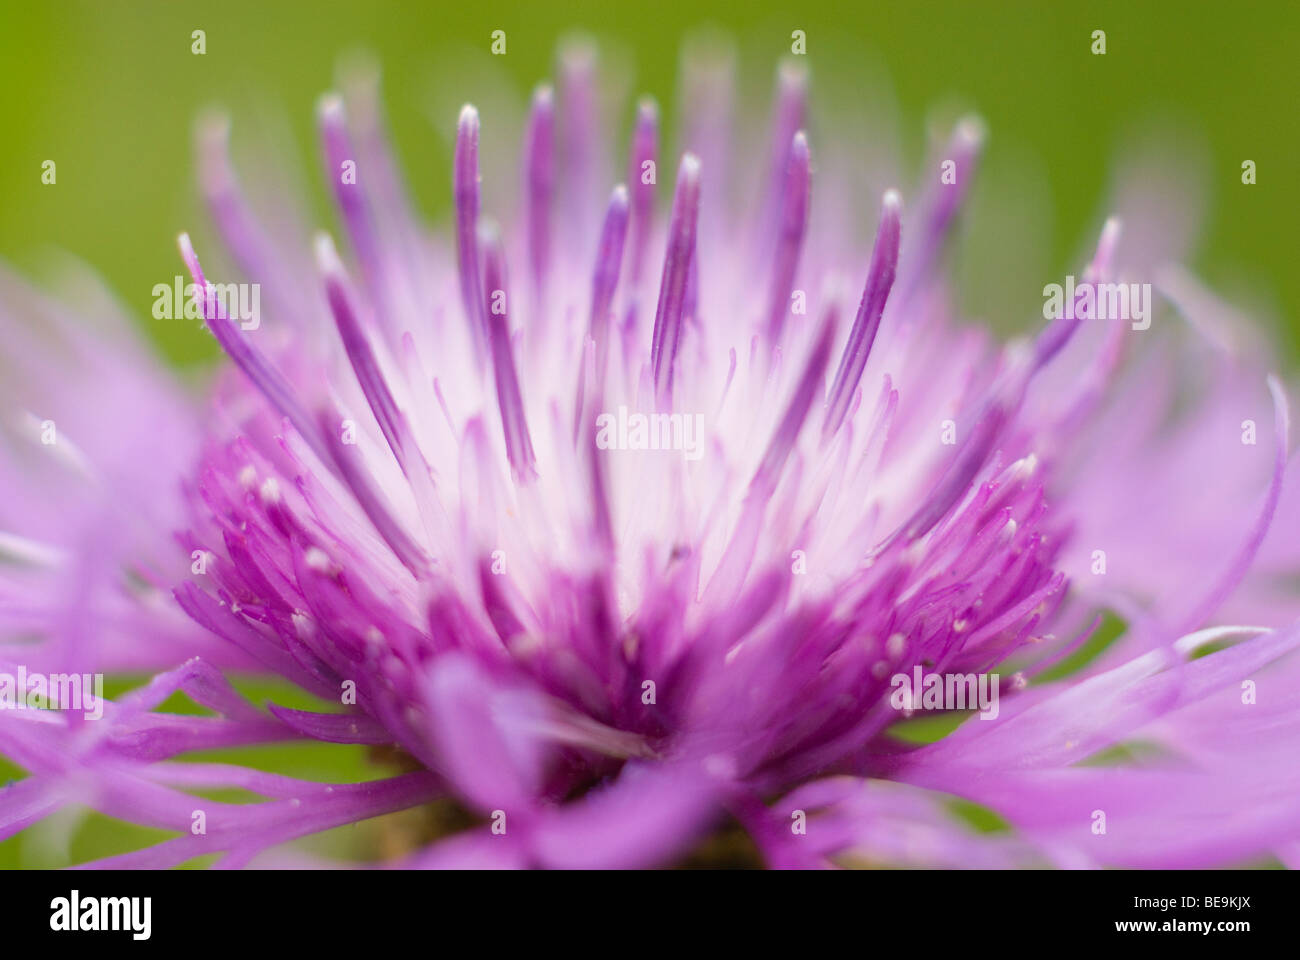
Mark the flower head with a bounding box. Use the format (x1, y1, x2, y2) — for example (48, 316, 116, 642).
(3, 46, 1300, 869)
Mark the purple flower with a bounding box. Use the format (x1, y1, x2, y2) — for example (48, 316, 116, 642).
(3, 48, 1300, 869)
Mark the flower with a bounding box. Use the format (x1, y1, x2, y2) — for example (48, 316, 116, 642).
(3, 47, 1300, 869)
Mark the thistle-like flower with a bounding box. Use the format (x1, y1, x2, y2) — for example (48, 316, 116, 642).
(3, 47, 1300, 870)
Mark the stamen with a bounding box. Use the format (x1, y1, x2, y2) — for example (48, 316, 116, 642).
(626, 98, 659, 288)
(317, 96, 384, 310)
(895, 116, 983, 303)
(899, 399, 1009, 544)
(760, 63, 807, 249)
(679, 38, 735, 219)
(588, 185, 631, 398)
(177, 233, 328, 466)
(1034, 216, 1124, 369)
(316, 410, 432, 579)
(684, 246, 700, 326)
(650, 154, 702, 405)
(751, 303, 838, 497)
(315, 234, 416, 476)
(181, 233, 430, 579)
(523, 86, 554, 302)
(1090, 215, 1122, 279)
(585, 416, 615, 554)
(195, 114, 298, 324)
(822, 190, 902, 439)
(342, 65, 426, 313)
(557, 42, 599, 251)
(454, 104, 488, 367)
(573, 334, 594, 449)
(701, 305, 834, 604)
(480, 223, 538, 483)
(765, 131, 811, 346)
(573, 186, 630, 445)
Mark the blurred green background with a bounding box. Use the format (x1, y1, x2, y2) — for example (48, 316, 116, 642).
(1, 0, 1297, 867)
(2, 0, 1297, 366)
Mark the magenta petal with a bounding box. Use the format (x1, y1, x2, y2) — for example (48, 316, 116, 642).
(423, 655, 547, 813)
(531, 761, 722, 869)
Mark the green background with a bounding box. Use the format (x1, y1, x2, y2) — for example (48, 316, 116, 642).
(2, 0, 1297, 366)
(1, 0, 1297, 866)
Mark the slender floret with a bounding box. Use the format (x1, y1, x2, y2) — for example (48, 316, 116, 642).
(649, 153, 702, 405)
